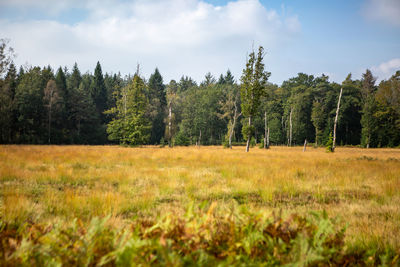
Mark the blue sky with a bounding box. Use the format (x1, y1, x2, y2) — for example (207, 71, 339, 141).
(1, 0, 399, 85)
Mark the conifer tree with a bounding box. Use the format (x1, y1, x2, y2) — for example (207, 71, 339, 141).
(360, 69, 377, 148)
(148, 68, 167, 144)
(92, 61, 107, 123)
(106, 74, 151, 145)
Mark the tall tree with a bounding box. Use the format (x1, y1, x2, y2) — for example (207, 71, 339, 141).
(43, 80, 63, 143)
(218, 82, 241, 148)
(69, 83, 103, 144)
(92, 61, 107, 123)
(360, 69, 377, 148)
(106, 74, 151, 145)
(69, 63, 81, 90)
(375, 71, 400, 147)
(165, 80, 181, 146)
(337, 74, 362, 145)
(0, 63, 17, 143)
(240, 46, 270, 152)
(148, 68, 167, 144)
(14, 67, 46, 143)
(0, 39, 15, 77)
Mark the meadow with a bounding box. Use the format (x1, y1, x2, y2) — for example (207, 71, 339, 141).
(1, 145, 399, 265)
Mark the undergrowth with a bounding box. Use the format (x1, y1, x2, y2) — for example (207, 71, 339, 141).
(1, 203, 398, 266)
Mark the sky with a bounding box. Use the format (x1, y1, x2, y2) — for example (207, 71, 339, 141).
(0, 0, 399, 85)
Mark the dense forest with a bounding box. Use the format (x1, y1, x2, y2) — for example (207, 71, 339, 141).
(1, 40, 399, 147)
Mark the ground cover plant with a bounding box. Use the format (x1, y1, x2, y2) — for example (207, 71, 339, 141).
(0, 145, 399, 265)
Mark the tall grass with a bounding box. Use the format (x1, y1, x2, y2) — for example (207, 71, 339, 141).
(0, 145, 399, 263)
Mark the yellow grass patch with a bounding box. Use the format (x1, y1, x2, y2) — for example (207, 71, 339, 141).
(1, 145, 399, 249)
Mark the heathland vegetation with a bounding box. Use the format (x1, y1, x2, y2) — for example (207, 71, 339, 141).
(1, 145, 400, 265)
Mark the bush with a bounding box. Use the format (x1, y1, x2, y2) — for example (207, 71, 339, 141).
(326, 132, 333, 152)
(159, 137, 166, 148)
(174, 131, 190, 146)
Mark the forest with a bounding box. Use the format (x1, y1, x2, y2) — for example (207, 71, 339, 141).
(1, 39, 399, 148)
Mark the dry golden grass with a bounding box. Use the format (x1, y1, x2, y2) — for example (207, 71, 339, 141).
(1, 145, 400, 250)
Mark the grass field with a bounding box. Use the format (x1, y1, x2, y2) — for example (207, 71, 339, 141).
(1, 145, 399, 265)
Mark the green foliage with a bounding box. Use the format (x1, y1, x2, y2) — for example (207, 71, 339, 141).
(159, 137, 166, 147)
(92, 61, 107, 123)
(241, 124, 255, 141)
(240, 46, 270, 150)
(240, 46, 270, 118)
(174, 130, 190, 146)
(1, 204, 395, 266)
(106, 74, 151, 145)
(148, 68, 167, 144)
(326, 132, 333, 152)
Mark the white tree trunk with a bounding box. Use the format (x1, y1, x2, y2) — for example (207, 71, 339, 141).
(229, 101, 241, 149)
(333, 88, 343, 152)
(168, 103, 172, 147)
(198, 129, 201, 146)
(267, 127, 270, 148)
(289, 106, 293, 146)
(303, 139, 307, 152)
(48, 102, 52, 144)
(246, 116, 251, 152)
(264, 111, 267, 149)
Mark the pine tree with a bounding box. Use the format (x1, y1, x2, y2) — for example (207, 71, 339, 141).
(106, 74, 151, 145)
(69, 63, 81, 92)
(360, 69, 377, 148)
(92, 61, 107, 123)
(0, 63, 17, 143)
(69, 83, 103, 144)
(15, 67, 46, 143)
(225, 70, 235, 85)
(148, 68, 167, 144)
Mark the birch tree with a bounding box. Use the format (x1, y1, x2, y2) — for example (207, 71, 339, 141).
(218, 84, 241, 148)
(43, 80, 62, 143)
(332, 87, 343, 152)
(240, 46, 270, 152)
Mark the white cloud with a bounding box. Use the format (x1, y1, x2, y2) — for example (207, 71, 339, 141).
(1, 0, 301, 83)
(371, 58, 400, 80)
(363, 0, 400, 27)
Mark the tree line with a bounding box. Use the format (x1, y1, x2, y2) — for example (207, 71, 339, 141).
(1, 40, 399, 148)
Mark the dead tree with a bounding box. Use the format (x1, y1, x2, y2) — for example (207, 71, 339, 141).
(228, 100, 241, 148)
(303, 139, 307, 152)
(168, 103, 172, 146)
(264, 111, 270, 149)
(289, 106, 293, 146)
(332, 88, 343, 152)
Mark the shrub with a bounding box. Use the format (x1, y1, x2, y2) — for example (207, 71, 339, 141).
(326, 132, 333, 152)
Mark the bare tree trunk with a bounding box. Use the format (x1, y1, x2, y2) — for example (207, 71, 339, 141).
(333, 88, 343, 152)
(123, 88, 127, 142)
(289, 106, 293, 147)
(77, 119, 81, 138)
(229, 101, 241, 149)
(198, 129, 201, 146)
(267, 127, 270, 149)
(246, 116, 252, 152)
(48, 103, 52, 144)
(367, 133, 370, 149)
(303, 139, 307, 152)
(264, 111, 267, 149)
(168, 103, 172, 147)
